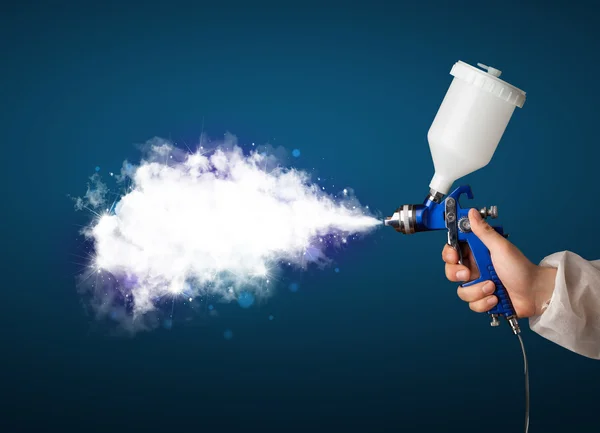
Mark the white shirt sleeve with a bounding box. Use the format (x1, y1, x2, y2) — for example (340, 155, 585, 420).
(528, 251, 600, 360)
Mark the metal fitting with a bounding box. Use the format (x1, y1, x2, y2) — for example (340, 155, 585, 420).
(428, 188, 445, 204)
(479, 206, 498, 219)
(384, 204, 417, 234)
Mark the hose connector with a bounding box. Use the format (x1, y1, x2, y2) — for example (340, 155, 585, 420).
(508, 316, 521, 335)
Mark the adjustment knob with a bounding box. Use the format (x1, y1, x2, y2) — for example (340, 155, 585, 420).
(458, 217, 471, 233)
(479, 206, 498, 219)
(490, 315, 500, 327)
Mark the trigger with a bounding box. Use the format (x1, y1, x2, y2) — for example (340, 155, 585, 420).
(446, 236, 464, 266)
(456, 242, 464, 266)
(445, 197, 463, 265)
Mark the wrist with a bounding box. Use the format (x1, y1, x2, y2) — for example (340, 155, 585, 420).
(532, 265, 558, 317)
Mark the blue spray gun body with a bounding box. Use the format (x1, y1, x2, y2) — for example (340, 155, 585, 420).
(384, 184, 520, 333)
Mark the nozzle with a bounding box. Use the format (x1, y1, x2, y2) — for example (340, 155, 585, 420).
(384, 204, 417, 234)
(384, 212, 400, 229)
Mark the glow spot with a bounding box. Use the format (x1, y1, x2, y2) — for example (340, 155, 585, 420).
(95, 166, 100, 172)
(268, 314, 274, 321)
(254, 263, 267, 277)
(289, 282, 299, 292)
(237, 291, 255, 309)
(334, 267, 340, 273)
(224, 329, 233, 340)
(292, 149, 301, 157)
(208, 304, 214, 311)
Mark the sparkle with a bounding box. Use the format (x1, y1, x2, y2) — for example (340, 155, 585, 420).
(254, 264, 268, 277)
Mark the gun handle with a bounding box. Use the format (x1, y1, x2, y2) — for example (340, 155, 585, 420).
(460, 230, 517, 320)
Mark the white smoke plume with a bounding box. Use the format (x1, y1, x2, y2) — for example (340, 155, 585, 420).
(74, 134, 380, 332)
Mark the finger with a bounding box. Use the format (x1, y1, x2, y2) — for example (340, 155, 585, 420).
(445, 264, 471, 282)
(457, 280, 496, 302)
(468, 208, 509, 253)
(461, 254, 481, 280)
(442, 244, 459, 264)
(469, 295, 498, 313)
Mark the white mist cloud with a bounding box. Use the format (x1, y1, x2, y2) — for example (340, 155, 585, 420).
(76, 135, 380, 326)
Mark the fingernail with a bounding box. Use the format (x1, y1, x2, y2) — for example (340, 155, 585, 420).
(487, 296, 497, 306)
(456, 270, 468, 280)
(482, 281, 495, 295)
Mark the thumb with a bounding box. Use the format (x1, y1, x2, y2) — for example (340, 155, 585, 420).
(468, 208, 507, 252)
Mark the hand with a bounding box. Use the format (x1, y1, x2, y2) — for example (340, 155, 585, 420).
(442, 208, 557, 318)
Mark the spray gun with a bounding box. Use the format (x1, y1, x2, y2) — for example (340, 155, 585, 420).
(385, 61, 530, 431)
(385, 185, 519, 331)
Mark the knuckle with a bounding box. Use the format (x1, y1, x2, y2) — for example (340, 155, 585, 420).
(445, 250, 458, 264)
(459, 285, 484, 303)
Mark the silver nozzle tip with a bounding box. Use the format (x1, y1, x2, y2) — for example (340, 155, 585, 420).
(384, 213, 399, 229)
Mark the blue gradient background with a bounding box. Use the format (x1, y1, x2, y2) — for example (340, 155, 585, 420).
(2, 1, 598, 432)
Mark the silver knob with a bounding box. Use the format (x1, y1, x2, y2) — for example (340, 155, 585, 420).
(479, 206, 498, 219)
(490, 315, 500, 327)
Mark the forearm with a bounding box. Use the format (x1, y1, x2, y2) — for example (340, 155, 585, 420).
(529, 251, 600, 360)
